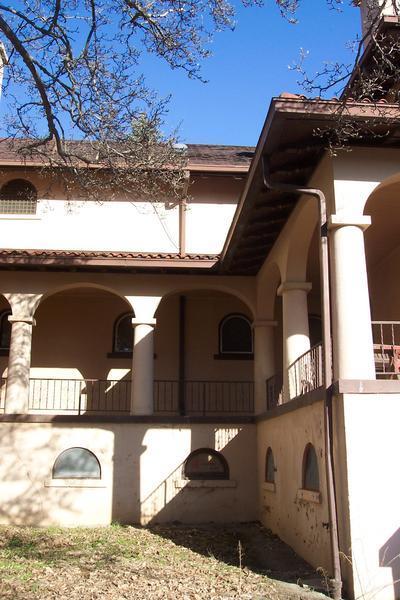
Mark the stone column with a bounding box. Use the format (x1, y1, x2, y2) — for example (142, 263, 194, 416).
(253, 320, 277, 414)
(329, 215, 375, 380)
(130, 317, 156, 415)
(5, 315, 35, 414)
(277, 281, 312, 400)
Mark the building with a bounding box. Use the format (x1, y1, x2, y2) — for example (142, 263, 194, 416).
(1, 1, 400, 599)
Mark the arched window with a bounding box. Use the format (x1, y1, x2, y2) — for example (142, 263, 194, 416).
(0, 179, 37, 214)
(302, 443, 319, 491)
(0, 310, 11, 350)
(113, 312, 134, 353)
(265, 447, 276, 483)
(184, 448, 229, 480)
(219, 314, 253, 356)
(52, 447, 101, 479)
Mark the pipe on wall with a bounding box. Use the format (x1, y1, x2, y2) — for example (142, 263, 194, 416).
(261, 154, 343, 600)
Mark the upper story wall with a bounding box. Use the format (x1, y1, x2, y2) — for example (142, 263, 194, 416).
(0, 168, 246, 255)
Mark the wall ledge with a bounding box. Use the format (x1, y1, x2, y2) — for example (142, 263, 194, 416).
(256, 387, 324, 422)
(262, 482, 276, 493)
(174, 479, 236, 489)
(44, 479, 106, 488)
(297, 489, 321, 504)
(332, 379, 400, 394)
(0, 413, 255, 425)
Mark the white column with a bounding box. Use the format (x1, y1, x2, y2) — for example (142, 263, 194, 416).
(278, 282, 311, 368)
(130, 317, 156, 415)
(253, 320, 277, 414)
(278, 282, 311, 400)
(329, 215, 375, 380)
(5, 315, 35, 414)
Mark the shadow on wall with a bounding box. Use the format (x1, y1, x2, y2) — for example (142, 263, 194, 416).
(0, 421, 255, 531)
(380, 528, 400, 600)
(0, 424, 78, 525)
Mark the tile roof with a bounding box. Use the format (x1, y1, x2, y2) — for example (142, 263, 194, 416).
(0, 139, 255, 171)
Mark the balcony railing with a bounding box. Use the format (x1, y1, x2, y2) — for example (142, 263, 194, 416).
(154, 380, 254, 414)
(372, 321, 400, 378)
(0, 377, 254, 416)
(287, 343, 324, 400)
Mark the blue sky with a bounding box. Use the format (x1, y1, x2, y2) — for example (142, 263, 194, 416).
(142, 2, 361, 146)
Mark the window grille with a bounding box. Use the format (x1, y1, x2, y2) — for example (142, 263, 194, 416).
(0, 179, 37, 214)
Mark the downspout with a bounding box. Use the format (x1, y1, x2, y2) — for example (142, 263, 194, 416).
(261, 155, 342, 600)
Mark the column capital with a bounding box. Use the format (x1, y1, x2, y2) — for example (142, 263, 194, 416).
(328, 214, 371, 231)
(131, 317, 156, 327)
(252, 319, 278, 328)
(277, 281, 312, 296)
(8, 315, 36, 326)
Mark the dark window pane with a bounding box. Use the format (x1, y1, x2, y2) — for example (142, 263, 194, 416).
(53, 447, 101, 479)
(303, 444, 319, 491)
(114, 314, 133, 352)
(221, 315, 252, 353)
(184, 449, 229, 480)
(265, 448, 275, 483)
(0, 311, 11, 349)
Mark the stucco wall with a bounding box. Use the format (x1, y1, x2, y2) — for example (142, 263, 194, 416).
(256, 399, 331, 573)
(0, 171, 243, 255)
(0, 421, 257, 527)
(334, 393, 400, 600)
(0, 288, 253, 383)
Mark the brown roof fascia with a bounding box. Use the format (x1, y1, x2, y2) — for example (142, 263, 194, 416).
(220, 95, 400, 269)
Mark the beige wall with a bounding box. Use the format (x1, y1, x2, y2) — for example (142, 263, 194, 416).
(256, 399, 331, 573)
(0, 421, 257, 526)
(0, 288, 253, 383)
(334, 393, 400, 600)
(0, 170, 244, 255)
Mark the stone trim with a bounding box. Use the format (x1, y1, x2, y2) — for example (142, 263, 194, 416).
(277, 282, 312, 296)
(328, 215, 371, 231)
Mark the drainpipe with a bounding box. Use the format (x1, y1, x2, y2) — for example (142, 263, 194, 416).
(261, 155, 342, 600)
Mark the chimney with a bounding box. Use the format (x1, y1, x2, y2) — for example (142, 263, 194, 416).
(359, 0, 400, 40)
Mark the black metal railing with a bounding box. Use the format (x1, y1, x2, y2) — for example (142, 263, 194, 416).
(287, 343, 324, 400)
(28, 378, 131, 414)
(372, 321, 400, 378)
(3, 378, 255, 415)
(266, 372, 283, 411)
(154, 380, 254, 415)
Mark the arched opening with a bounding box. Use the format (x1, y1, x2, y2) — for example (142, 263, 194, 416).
(364, 180, 400, 377)
(219, 314, 253, 356)
(184, 448, 229, 480)
(30, 286, 133, 413)
(302, 443, 320, 492)
(0, 295, 11, 411)
(154, 289, 254, 415)
(265, 447, 276, 483)
(52, 447, 101, 479)
(0, 179, 37, 214)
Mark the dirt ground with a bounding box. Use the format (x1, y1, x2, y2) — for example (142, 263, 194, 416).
(0, 522, 332, 599)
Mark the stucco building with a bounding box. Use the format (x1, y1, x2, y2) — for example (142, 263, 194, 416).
(1, 1, 400, 599)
